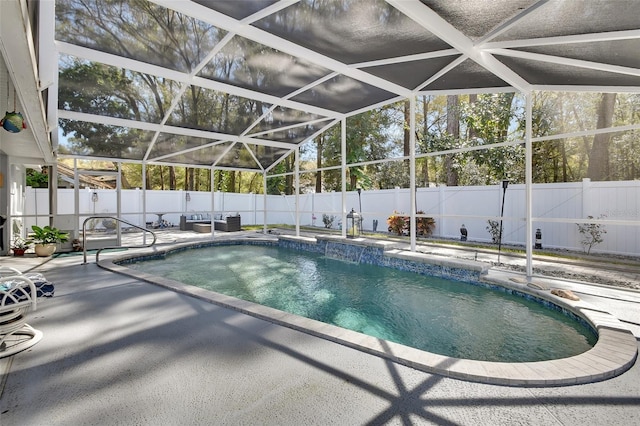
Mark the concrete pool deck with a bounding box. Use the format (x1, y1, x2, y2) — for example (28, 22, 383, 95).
(1, 231, 639, 424)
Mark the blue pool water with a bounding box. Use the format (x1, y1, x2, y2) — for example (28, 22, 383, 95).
(128, 244, 596, 362)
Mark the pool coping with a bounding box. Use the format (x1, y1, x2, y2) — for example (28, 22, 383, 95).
(98, 236, 638, 387)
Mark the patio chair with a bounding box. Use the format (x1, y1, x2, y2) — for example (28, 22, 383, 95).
(0, 275, 43, 358)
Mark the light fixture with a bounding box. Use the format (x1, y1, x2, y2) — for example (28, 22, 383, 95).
(535, 228, 542, 249)
(356, 188, 363, 233)
(91, 191, 98, 215)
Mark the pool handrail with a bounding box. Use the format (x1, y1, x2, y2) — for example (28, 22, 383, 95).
(82, 216, 157, 264)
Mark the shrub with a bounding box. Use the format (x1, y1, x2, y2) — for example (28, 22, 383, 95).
(322, 214, 336, 229)
(576, 215, 607, 254)
(387, 211, 435, 236)
(387, 211, 407, 235)
(416, 211, 435, 237)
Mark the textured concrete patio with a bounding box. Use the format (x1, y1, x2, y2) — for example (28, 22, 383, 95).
(1, 233, 639, 425)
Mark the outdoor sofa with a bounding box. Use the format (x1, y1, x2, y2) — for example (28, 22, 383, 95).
(179, 213, 241, 232)
(179, 213, 212, 231)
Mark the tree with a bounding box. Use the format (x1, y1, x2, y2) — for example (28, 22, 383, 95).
(463, 93, 522, 184)
(416, 95, 448, 186)
(587, 93, 616, 181)
(314, 106, 400, 191)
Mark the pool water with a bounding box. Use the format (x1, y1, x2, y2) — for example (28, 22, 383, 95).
(128, 245, 596, 362)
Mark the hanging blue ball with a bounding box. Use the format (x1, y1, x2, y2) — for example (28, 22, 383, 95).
(1, 111, 26, 133)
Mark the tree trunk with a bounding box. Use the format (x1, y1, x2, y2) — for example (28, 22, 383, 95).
(228, 171, 236, 193)
(112, 162, 131, 189)
(185, 167, 195, 191)
(468, 94, 478, 140)
(284, 156, 294, 195)
(422, 97, 430, 187)
(159, 166, 165, 190)
(587, 93, 616, 181)
(559, 93, 568, 182)
(445, 95, 460, 186)
(169, 166, 176, 190)
(316, 136, 323, 193)
(145, 166, 152, 190)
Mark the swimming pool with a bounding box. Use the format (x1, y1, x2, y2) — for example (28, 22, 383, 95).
(125, 243, 595, 363)
(106, 235, 637, 386)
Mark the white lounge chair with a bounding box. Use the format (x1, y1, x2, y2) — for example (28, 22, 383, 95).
(0, 274, 43, 357)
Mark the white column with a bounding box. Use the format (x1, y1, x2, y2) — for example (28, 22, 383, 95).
(295, 147, 300, 236)
(410, 96, 416, 251)
(211, 168, 216, 238)
(525, 92, 533, 278)
(116, 164, 121, 246)
(439, 184, 446, 238)
(341, 117, 347, 238)
(73, 159, 79, 238)
(263, 172, 268, 234)
(142, 163, 146, 244)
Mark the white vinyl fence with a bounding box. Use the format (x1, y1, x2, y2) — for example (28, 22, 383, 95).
(22, 179, 640, 256)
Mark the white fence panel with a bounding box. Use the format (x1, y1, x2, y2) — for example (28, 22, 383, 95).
(22, 179, 640, 255)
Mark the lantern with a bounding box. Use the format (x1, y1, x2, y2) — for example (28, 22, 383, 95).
(346, 208, 361, 238)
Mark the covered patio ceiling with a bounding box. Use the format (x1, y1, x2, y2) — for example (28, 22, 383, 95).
(45, 0, 640, 172)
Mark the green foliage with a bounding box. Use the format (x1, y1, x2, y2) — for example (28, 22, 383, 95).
(315, 105, 403, 191)
(522, 92, 640, 183)
(375, 160, 410, 189)
(31, 225, 69, 245)
(11, 236, 32, 250)
(415, 93, 525, 186)
(56, 45, 640, 193)
(26, 168, 48, 188)
(576, 215, 607, 254)
(266, 161, 290, 195)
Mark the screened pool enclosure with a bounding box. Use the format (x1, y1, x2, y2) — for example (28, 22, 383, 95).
(1, 0, 640, 276)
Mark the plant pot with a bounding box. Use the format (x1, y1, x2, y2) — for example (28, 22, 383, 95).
(12, 248, 26, 256)
(34, 243, 57, 257)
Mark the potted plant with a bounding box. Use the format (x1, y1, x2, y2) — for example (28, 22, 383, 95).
(11, 236, 32, 256)
(31, 225, 69, 257)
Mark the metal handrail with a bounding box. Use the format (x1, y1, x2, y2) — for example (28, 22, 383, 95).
(82, 216, 157, 264)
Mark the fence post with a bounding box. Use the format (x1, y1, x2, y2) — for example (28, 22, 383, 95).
(439, 184, 446, 238)
(581, 178, 591, 217)
(394, 186, 401, 213)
